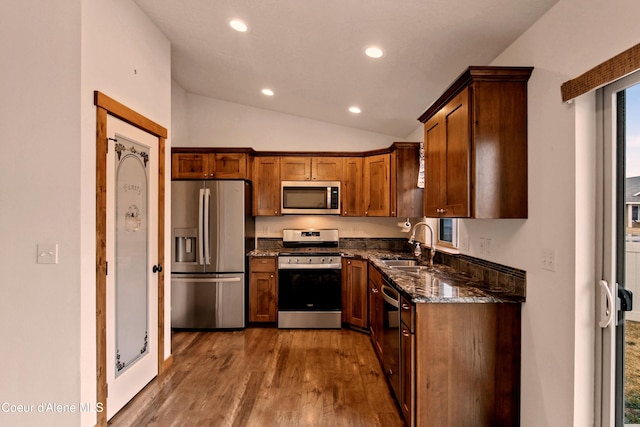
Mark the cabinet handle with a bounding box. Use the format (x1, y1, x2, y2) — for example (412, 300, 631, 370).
(402, 303, 410, 310)
(402, 329, 410, 337)
(371, 287, 379, 294)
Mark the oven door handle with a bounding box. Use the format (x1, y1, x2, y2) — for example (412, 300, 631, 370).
(381, 284, 399, 308)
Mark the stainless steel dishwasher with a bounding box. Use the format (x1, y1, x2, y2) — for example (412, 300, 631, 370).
(381, 279, 401, 402)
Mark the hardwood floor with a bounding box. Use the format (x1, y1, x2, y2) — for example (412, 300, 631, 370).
(108, 328, 405, 427)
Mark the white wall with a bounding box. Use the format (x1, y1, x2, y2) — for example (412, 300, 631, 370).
(183, 93, 404, 151)
(172, 89, 417, 238)
(0, 1, 170, 426)
(0, 1, 82, 426)
(80, 1, 172, 425)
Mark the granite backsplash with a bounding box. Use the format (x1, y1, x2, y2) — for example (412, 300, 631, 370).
(256, 237, 526, 298)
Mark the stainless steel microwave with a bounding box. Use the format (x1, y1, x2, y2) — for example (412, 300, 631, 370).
(281, 181, 340, 215)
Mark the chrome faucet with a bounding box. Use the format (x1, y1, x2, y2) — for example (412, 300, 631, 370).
(408, 221, 436, 267)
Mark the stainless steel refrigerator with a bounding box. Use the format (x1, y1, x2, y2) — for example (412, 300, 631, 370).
(171, 180, 254, 329)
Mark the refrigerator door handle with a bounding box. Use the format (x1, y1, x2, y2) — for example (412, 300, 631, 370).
(198, 188, 205, 265)
(171, 277, 242, 283)
(204, 188, 211, 265)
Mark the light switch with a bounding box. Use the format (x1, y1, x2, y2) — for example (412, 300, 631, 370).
(37, 244, 58, 264)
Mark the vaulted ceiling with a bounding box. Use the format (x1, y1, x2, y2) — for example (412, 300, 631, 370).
(134, 0, 559, 137)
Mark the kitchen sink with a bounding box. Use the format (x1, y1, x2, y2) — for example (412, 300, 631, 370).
(389, 265, 432, 273)
(381, 259, 418, 267)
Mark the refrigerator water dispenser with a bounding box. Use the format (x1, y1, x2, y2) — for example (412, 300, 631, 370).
(174, 228, 197, 263)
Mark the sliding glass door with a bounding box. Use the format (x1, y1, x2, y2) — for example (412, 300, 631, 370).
(600, 71, 640, 427)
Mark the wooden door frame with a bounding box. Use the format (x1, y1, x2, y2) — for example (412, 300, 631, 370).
(94, 91, 169, 426)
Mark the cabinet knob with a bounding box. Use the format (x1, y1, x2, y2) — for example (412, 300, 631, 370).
(270, 274, 274, 278)
(343, 211, 347, 215)
(402, 329, 410, 337)
(402, 303, 410, 310)
(274, 210, 278, 214)
(371, 287, 379, 294)
(347, 261, 351, 265)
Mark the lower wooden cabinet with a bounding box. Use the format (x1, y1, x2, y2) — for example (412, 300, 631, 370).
(341, 258, 368, 329)
(400, 295, 415, 426)
(411, 302, 521, 426)
(368, 264, 384, 359)
(248, 257, 278, 323)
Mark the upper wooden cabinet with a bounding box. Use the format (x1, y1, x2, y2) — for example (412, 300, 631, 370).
(253, 156, 281, 216)
(423, 89, 470, 217)
(419, 66, 533, 218)
(341, 157, 364, 216)
(280, 156, 343, 181)
(363, 154, 391, 216)
(392, 143, 423, 218)
(172, 142, 423, 217)
(362, 143, 423, 217)
(172, 151, 249, 179)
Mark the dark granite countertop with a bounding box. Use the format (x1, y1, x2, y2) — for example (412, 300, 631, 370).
(248, 248, 523, 304)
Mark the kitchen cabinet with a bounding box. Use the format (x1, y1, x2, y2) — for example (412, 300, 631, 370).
(253, 156, 281, 216)
(362, 143, 423, 217)
(248, 257, 278, 322)
(410, 302, 521, 426)
(392, 143, 423, 218)
(419, 66, 533, 218)
(400, 295, 415, 426)
(342, 258, 368, 329)
(368, 263, 384, 360)
(363, 154, 391, 216)
(171, 152, 248, 179)
(172, 142, 422, 217)
(341, 157, 363, 216)
(280, 156, 343, 181)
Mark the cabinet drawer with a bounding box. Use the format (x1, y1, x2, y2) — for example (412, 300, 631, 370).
(400, 295, 415, 332)
(250, 257, 276, 272)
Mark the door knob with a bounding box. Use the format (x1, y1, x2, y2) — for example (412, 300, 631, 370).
(153, 264, 163, 273)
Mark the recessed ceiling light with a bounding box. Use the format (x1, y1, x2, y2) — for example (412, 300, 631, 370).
(349, 106, 362, 114)
(364, 46, 384, 58)
(229, 19, 248, 32)
(261, 88, 274, 96)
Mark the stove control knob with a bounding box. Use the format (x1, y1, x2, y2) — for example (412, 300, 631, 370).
(321, 258, 325, 263)
(308, 258, 312, 264)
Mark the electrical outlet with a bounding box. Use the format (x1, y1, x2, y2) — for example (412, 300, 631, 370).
(478, 238, 492, 257)
(541, 248, 555, 271)
(460, 235, 469, 251)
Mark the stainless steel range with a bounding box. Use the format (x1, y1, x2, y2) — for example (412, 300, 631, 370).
(277, 229, 342, 329)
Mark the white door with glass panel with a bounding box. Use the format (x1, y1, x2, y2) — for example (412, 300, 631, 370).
(600, 71, 640, 427)
(105, 115, 159, 419)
